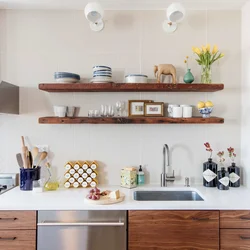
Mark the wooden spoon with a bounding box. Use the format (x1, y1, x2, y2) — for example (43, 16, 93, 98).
(36, 151, 48, 167)
(32, 147, 39, 167)
(21, 136, 28, 169)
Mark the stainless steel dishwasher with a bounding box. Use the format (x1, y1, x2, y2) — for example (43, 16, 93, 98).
(37, 210, 127, 250)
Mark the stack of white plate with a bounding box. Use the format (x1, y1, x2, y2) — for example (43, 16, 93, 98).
(91, 66, 113, 83)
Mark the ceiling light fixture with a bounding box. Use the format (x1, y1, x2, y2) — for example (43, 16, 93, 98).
(84, 2, 104, 32)
(163, 2, 186, 33)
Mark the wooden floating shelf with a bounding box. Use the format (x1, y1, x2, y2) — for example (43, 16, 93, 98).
(39, 83, 224, 93)
(39, 117, 224, 124)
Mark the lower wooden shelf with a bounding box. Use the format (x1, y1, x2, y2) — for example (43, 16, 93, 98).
(38, 116, 224, 124)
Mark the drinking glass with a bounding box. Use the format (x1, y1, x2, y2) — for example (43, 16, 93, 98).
(108, 105, 115, 117)
(88, 110, 94, 117)
(100, 105, 105, 117)
(116, 101, 123, 116)
(94, 110, 99, 117)
(103, 105, 108, 117)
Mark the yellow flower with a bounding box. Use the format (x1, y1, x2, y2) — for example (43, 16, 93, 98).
(206, 44, 211, 53)
(194, 48, 201, 55)
(192, 47, 196, 53)
(186, 56, 189, 59)
(202, 45, 207, 52)
(212, 45, 218, 54)
(184, 60, 187, 63)
(219, 53, 225, 58)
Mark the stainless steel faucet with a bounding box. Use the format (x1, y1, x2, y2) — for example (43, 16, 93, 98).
(161, 144, 175, 187)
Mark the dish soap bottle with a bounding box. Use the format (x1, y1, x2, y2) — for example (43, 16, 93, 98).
(137, 165, 145, 186)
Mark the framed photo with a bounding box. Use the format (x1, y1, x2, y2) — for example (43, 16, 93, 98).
(128, 100, 153, 117)
(145, 102, 164, 117)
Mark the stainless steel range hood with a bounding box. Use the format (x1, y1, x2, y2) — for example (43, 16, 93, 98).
(0, 81, 19, 114)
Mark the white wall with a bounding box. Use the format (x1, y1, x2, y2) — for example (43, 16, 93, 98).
(241, 2, 250, 187)
(0, 10, 241, 186)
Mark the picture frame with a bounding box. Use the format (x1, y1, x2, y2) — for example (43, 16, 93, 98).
(128, 100, 153, 117)
(144, 102, 164, 117)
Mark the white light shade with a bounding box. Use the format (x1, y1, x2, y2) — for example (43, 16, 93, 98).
(84, 2, 104, 23)
(167, 2, 186, 23)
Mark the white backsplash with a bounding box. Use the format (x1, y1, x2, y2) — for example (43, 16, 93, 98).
(0, 9, 242, 186)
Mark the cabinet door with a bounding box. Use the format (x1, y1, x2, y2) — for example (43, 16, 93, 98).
(220, 211, 250, 229)
(129, 210, 219, 250)
(0, 211, 36, 230)
(221, 229, 250, 250)
(0, 230, 36, 250)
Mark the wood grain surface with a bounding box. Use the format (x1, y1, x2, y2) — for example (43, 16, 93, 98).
(0, 230, 36, 250)
(39, 116, 224, 124)
(220, 229, 250, 250)
(39, 83, 224, 93)
(0, 211, 36, 230)
(220, 211, 250, 229)
(129, 210, 219, 250)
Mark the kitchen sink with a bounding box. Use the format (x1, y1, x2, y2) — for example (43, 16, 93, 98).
(134, 190, 204, 201)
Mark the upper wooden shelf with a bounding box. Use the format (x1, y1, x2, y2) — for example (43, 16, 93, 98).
(39, 83, 224, 93)
(39, 116, 224, 124)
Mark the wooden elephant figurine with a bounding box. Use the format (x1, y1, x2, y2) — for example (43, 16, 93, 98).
(154, 64, 177, 84)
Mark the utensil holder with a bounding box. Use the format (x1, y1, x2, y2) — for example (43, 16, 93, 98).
(20, 166, 41, 191)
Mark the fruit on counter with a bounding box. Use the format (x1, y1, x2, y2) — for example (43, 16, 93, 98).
(205, 101, 214, 107)
(197, 101, 205, 109)
(109, 190, 120, 200)
(87, 187, 101, 200)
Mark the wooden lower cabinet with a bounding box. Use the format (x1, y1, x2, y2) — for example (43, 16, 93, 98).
(0, 230, 36, 250)
(220, 229, 250, 250)
(0, 211, 36, 250)
(220, 211, 250, 229)
(129, 210, 219, 250)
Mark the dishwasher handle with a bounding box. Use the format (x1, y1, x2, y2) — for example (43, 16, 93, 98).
(37, 221, 125, 227)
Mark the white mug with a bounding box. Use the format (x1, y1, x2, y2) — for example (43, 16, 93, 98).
(172, 107, 183, 118)
(168, 104, 180, 117)
(183, 106, 193, 118)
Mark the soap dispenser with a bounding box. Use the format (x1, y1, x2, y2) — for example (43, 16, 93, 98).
(137, 165, 145, 186)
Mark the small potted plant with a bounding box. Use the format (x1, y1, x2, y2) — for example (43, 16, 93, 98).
(203, 142, 217, 187)
(227, 147, 240, 187)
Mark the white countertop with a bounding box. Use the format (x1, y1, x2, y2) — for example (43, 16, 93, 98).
(0, 184, 249, 210)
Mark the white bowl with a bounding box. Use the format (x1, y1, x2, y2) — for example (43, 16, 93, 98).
(55, 78, 79, 83)
(54, 106, 67, 117)
(93, 66, 112, 72)
(125, 74, 148, 83)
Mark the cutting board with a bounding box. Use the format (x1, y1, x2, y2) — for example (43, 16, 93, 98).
(84, 193, 125, 205)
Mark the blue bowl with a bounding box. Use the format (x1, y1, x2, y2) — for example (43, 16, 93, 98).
(93, 66, 112, 70)
(93, 73, 112, 76)
(54, 72, 80, 80)
(199, 107, 213, 118)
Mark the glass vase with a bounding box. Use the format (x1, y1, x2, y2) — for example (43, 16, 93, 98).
(201, 65, 212, 84)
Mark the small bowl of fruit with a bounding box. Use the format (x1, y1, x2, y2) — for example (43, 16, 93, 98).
(197, 101, 214, 118)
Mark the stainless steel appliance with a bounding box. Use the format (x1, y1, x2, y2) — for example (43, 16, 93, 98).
(38, 210, 127, 250)
(0, 173, 17, 195)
